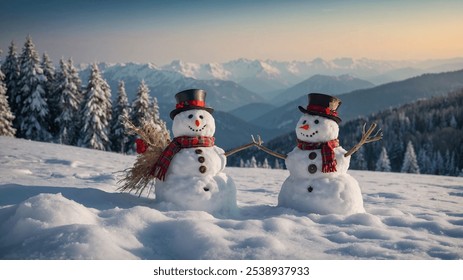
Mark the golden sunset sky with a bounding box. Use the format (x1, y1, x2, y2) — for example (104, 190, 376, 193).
(1, 0, 462, 64)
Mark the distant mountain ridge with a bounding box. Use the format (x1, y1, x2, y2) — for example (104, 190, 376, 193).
(80, 58, 463, 111)
(76, 61, 463, 150)
(271, 74, 374, 105)
(228, 103, 276, 122)
(79, 62, 264, 112)
(251, 69, 463, 133)
(160, 57, 463, 93)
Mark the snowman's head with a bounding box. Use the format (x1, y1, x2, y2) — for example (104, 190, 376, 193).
(172, 109, 215, 137)
(296, 114, 339, 142)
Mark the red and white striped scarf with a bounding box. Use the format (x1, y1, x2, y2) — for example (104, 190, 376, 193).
(151, 136, 215, 181)
(297, 138, 339, 173)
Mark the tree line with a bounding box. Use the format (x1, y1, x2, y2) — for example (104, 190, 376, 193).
(341, 89, 463, 176)
(228, 90, 463, 177)
(0, 36, 165, 153)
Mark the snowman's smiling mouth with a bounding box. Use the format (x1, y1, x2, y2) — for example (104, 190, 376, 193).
(189, 124, 207, 132)
(299, 130, 318, 138)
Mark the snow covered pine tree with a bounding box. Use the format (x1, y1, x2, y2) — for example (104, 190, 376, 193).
(77, 63, 112, 150)
(17, 36, 51, 141)
(110, 80, 131, 153)
(0, 62, 16, 136)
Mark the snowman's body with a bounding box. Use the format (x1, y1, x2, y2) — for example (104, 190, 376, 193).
(154, 109, 237, 214)
(278, 114, 365, 215)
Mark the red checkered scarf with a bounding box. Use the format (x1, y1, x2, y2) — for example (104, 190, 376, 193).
(297, 138, 339, 173)
(151, 136, 215, 181)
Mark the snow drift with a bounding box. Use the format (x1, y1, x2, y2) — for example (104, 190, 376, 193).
(0, 136, 462, 259)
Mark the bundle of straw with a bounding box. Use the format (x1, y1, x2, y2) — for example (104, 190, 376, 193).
(117, 118, 171, 196)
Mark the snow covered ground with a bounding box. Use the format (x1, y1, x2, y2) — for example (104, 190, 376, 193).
(0, 136, 462, 260)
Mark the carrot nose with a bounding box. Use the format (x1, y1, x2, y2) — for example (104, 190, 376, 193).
(195, 120, 200, 127)
(300, 124, 309, 130)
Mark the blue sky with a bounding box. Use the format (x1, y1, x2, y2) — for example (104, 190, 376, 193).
(1, 0, 462, 65)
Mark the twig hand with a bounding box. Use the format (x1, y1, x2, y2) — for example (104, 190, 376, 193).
(345, 123, 383, 157)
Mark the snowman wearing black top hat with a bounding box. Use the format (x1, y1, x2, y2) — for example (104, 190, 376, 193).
(149, 89, 255, 214)
(256, 93, 381, 215)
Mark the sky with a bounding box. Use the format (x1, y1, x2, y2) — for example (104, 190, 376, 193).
(1, 0, 463, 65)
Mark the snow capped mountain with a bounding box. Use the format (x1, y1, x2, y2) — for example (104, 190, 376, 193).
(158, 57, 463, 94)
(79, 62, 265, 112)
(78, 57, 463, 110)
(162, 60, 231, 81)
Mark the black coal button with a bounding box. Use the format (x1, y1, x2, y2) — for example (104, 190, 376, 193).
(308, 164, 317, 174)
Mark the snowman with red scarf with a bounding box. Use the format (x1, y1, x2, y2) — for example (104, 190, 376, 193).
(257, 93, 381, 215)
(148, 89, 243, 215)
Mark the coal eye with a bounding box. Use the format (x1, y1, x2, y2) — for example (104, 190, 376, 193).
(302, 120, 307, 124)
(199, 115, 204, 119)
(188, 114, 193, 119)
(314, 119, 319, 124)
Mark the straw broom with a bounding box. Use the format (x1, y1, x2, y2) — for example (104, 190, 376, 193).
(117, 118, 171, 196)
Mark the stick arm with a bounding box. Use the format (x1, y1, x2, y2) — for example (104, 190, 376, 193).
(224, 141, 259, 157)
(256, 144, 287, 160)
(252, 135, 287, 160)
(344, 123, 383, 157)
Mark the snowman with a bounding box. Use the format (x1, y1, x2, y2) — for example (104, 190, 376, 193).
(256, 93, 381, 215)
(145, 89, 255, 215)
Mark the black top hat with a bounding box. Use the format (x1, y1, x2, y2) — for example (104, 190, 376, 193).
(170, 89, 214, 119)
(298, 93, 342, 123)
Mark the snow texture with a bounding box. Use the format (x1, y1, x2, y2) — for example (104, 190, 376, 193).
(0, 136, 462, 260)
(279, 114, 364, 214)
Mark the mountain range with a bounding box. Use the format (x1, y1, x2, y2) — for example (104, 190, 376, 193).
(80, 63, 264, 112)
(270, 74, 374, 105)
(251, 69, 463, 133)
(160, 57, 463, 93)
(77, 58, 463, 150)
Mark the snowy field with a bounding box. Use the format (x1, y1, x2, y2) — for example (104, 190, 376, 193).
(0, 136, 462, 260)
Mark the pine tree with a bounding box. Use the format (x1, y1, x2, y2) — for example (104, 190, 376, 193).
(250, 156, 257, 168)
(149, 95, 169, 140)
(401, 141, 420, 174)
(54, 59, 81, 145)
(1, 41, 21, 129)
(67, 58, 83, 99)
(51, 58, 66, 139)
(110, 80, 131, 153)
(433, 151, 445, 175)
(417, 148, 432, 174)
(17, 36, 51, 141)
(274, 158, 281, 169)
(151, 96, 160, 124)
(375, 147, 391, 172)
(78, 63, 112, 150)
(131, 80, 151, 127)
(0, 65, 16, 136)
(388, 135, 404, 172)
(41, 52, 57, 135)
(262, 158, 270, 169)
(239, 158, 245, 167)
(351, 146, 368, 170)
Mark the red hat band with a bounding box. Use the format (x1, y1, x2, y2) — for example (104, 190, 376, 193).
(307, 104, 338, 117)
(176, 100, 205, 109)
